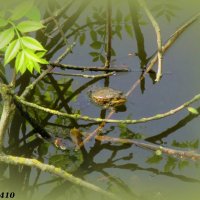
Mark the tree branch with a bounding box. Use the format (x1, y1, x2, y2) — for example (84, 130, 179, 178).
(0, 154, 116, 199)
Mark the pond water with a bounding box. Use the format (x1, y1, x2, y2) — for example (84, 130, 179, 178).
(1, 1, 200, 200)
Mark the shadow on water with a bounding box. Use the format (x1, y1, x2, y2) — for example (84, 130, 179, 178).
(1, 0, 200, 200)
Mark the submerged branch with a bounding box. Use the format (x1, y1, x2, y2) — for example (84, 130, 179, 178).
(50, 71, 115, 78)
(50, 63, 129, 72)
(0, 154, 116, 199)
(94, 135, 200, 160)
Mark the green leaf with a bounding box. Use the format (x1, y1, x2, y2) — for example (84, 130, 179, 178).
(125, 24, 133, 37)
(116, 10, 122, 23)
(24, 49, 48, 64)
(155, 150, 162, 156)
(4, 39, 20, 65)
(21, 36, 46, 51)
(33, 61, 41, 73)
(89, 52, 100, 57)
(15, 51, 25, 72)
(0, 28, 15, 49)
(25, 6, 41, 21)
(187, 107, 199, 115)
(90, 41, 102, 49)
(90, 30, 97, 41)
(0, 18, 8, 27)
(26, 59, 34, 73)
(17, 21, 44, 33)
(36, 51, 46, 58)
(92, 56, 99, 62)
(10, 1, 34, 20)
(79, 33, 85, 45)
(100, 55, 105, 63)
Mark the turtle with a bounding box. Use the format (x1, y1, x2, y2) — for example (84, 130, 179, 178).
(89, 87, 126, 108)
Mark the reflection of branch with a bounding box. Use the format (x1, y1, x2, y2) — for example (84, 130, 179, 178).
(15, 93, 200, 124)
(94, 135, 200, 160)
(81, 12, 200, 147)
(105, 0, 112, 68)
(0, 155, 116, 199)
(50, 63, 129, 72)
(50, 71, 115, 78)
(125, 11, 200, 97)
(138, 0, 163, 81)
(146, 106, 200, 143)
(42, 1, 74, 24)
(128, 0, 148, 66)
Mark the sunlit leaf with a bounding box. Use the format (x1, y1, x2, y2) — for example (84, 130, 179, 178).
(33, 61, 41, 73)
(90, 41, 102, 49)
(21, 36, 46, 51)
(26, 59, 34, 73)
(187, 107, 199, 115)
(0, 28, 15, 49)
(36, 51, 46, 58)
(17, 21, 44, 33)
(10, 1, 33, 20)
(4, 39, 20, 65)
(15, 51, 25, 72)
(24, 49, 48, 64)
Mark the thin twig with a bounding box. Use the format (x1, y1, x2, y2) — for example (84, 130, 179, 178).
(0, 154, 116, 199)
(50, 63, 129, 72)
(138, 0, 163, 82)
(15, 93, 200, 124)
(50, 71, 116, 78)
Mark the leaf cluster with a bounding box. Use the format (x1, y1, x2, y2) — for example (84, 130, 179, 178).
(0, 1, 48, 74)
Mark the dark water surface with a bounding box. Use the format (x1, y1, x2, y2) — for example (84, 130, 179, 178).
(1, 1, 200, 200)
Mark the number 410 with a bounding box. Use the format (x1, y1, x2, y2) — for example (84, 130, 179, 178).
(0, 192, 15, 198)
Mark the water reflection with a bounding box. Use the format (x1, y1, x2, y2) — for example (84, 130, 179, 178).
(1, 0, 200, 200)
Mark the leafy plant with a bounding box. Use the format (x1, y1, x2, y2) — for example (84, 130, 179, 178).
(0, 1, 48, 74)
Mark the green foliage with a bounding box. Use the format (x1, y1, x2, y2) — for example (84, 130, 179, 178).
(118, 123, 144, 139)
(151, 1, 180, 22)
(187, 107, 199, 115)
(0, 1, 48, 74)
(172, 140, 199, 149)
(49, 151, 83, 173)
(146, 154, 163, 164)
